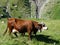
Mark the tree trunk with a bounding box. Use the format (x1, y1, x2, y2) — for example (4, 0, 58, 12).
(33, 0, 39, 19)
(36, 5, 39, 18)
(6, 0, 11, 17)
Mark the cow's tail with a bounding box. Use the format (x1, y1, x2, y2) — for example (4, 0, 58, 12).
(3, 26, 8, 36)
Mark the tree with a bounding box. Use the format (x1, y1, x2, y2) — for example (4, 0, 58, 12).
(5, 0, 12, 17)
(32, 0, 47, 19)
(32, 0, 39, 19)
(17, 0, 31, 18)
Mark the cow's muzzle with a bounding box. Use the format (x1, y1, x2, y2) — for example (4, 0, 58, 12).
(42, 27, 48, 30)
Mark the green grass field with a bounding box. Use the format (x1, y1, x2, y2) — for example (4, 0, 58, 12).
(0, 19, 60, 45)
(0, 0, 60, 45)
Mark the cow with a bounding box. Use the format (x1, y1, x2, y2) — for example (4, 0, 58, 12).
(3, 18, 48, 39)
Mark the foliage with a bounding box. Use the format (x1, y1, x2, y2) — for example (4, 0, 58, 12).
(41, 0, 60, 19)
(0, 0, 60, 19)
(10, 0, 31, 18)
(0, 7, 9, 18)
(0, 0, 31, 18)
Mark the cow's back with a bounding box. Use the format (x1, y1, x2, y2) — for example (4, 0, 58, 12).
(13, 18, 33, 33)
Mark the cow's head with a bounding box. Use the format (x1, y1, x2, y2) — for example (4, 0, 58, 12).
(38, 22, 48, 32)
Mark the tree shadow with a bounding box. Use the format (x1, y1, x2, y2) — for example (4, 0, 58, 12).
(31, 34, 59, 44)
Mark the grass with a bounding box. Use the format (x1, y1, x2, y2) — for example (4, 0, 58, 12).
(0, 19, 60, 45)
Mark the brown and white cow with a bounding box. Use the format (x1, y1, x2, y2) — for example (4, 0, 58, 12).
(3, 18, 48, 39)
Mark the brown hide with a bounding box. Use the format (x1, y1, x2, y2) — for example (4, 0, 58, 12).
(3, 18, 44, 39)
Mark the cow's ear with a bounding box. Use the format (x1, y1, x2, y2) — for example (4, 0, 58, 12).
(38, 24, 42, 29)
(7, 18, 11, 20)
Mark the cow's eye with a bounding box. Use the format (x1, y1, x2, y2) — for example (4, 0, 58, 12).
(43, 25, 45, 26)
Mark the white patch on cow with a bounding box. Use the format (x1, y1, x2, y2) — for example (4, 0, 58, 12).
(42, 27, 48, 30)
(12, 29, 18, 33)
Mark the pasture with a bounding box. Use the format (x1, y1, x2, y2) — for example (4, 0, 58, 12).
(0, 19, 60, 45)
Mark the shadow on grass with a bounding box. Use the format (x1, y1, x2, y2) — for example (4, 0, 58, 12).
(11, 34, 59, 44)
(31, 34, 59, 44)
(25, 34, 59, 44)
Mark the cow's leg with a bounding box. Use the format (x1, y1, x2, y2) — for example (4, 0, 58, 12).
(28, 32, 31, 40)
(33, 31, 36, 36)
(12, 29, 19, 37)
(28, 30, 32, 40)
(9, 28, 12, 35)
(27, 24, 33, 40)
(13, 32, 18, 37)
(8, 28, 13, 39)
(21, 33, 25, 36)
(33, 30, 37, 36)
